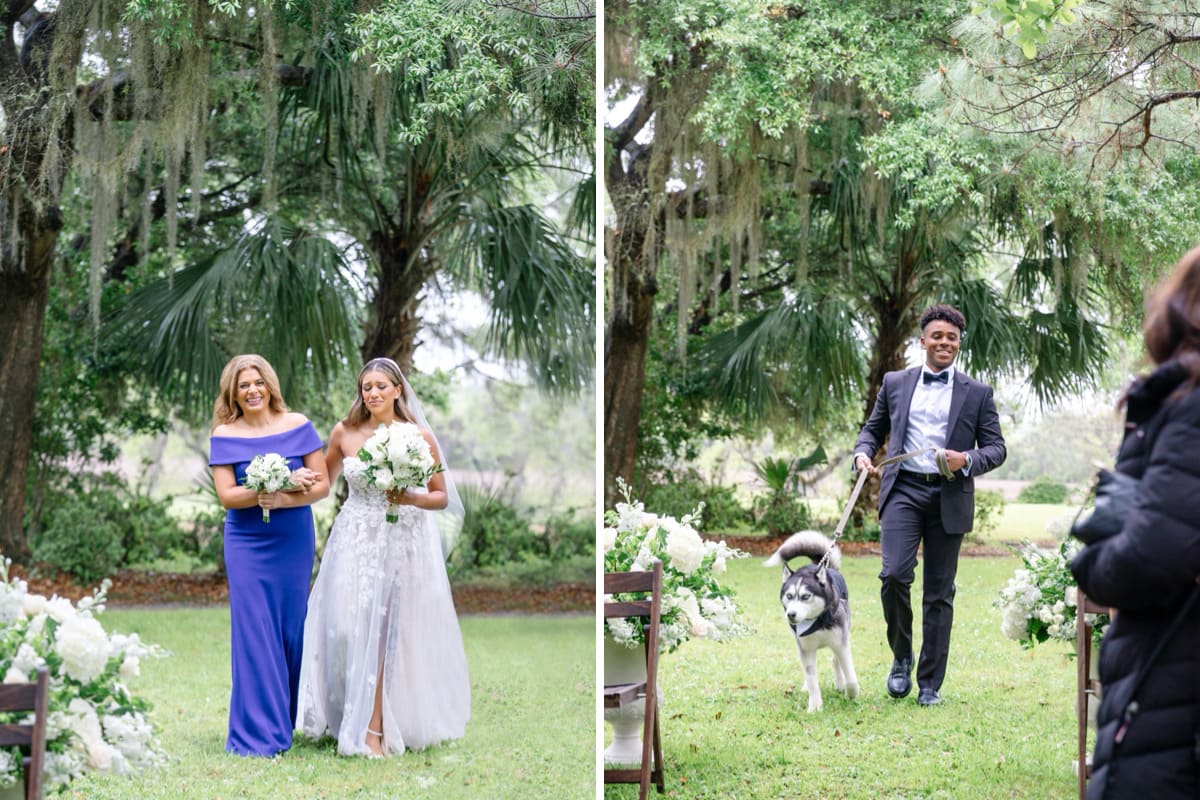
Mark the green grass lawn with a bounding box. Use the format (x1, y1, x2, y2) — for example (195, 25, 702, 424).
(984, 502, 1077, 546)
(606, 555, 1087, 800)
(69, 609, 594, 800)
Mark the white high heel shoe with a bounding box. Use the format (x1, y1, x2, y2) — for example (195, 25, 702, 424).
(365, 728, 385, 758)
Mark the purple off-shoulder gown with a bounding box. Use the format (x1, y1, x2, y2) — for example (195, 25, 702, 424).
(208, 422, 322, 756)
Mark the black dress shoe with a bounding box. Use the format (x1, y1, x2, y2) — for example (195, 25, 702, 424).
(886, 658, 912, 698)
(917, 688, 942, 706)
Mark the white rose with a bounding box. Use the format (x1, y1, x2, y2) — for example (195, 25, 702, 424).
(373, 466, 395, 490)
(46, 596, 76, 624)
(664, 525, 705, 575)
(55, 615, 111, 684)
(21, 592, 47, 618)
(602, 527, 618, 553)
(3, 667, 27, 684)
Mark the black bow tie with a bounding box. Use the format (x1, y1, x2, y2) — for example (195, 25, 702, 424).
(923, 371, 948, 385)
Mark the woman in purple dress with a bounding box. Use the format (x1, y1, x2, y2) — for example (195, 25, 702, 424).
(208, 354, 329, 756)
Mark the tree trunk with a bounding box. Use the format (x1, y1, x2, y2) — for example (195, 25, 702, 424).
(852, 262, 923, 528)
(603, 271, 656, 510)
(361, 227, 434, 375)
(0, 211, 60, 558)
(602, 115, 660, 509)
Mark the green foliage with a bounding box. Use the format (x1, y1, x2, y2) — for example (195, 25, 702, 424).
(109, 219, 362, 421)
(842, 515, 882, 543)
(974, 0, 1083, 58)
(751, 450, 823, 535)
(754, 494, 813, 537)
(449, 482, 592, 585)
(973, 488, 1006, 537)
(31, 503, 125, 585)
(29, 474, 192, 583)
(639, 470, 748, 533)
(753, 457, 794, 494)
(541, 508, 595, 564)
(1017, 476, 1070, 504)
(187, 506, 227, 575)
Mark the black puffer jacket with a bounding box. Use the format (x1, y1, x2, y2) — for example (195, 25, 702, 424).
(1071, 360, 1200, 800)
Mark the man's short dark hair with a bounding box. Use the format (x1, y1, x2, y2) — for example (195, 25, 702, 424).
(919, 304, 966, 334)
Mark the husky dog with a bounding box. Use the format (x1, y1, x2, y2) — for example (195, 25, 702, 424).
(764, 531, 859, 713)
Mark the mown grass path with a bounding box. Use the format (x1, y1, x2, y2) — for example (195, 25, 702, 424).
(71, 610, 594, 799)
(606, 555, 1084, 799)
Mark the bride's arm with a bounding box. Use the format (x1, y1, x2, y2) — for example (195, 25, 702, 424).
(324, 422, 348, 486)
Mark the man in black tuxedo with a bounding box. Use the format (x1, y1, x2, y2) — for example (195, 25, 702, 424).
(852, 304, 1006, 706)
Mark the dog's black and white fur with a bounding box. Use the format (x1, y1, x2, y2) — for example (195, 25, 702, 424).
(764, 531, 859, 712)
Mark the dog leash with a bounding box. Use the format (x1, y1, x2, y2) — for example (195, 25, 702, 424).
(818, 447, 951, 572)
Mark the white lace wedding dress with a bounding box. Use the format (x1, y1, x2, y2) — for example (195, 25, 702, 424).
(297, 457, 470, 755)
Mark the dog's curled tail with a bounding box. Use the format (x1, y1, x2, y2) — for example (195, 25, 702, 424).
(763, 530, 841, 570)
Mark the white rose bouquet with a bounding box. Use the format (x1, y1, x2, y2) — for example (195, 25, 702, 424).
(603, 482, 749, 653)
(0, 560, 165, 792)
(242, 452, 294, 522)
(996, 538, 1109, 650)
(357, 422, 444, 523)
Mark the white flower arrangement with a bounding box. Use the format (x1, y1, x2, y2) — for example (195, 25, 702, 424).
(242, 452, 294, 522)
(0, 560, 165, 792)
(995, 538, 1109, 649)
(357, 422, 444, 523)
(603, 484, 749, 654)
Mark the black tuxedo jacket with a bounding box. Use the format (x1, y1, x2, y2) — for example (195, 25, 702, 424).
(852, 365, 1006, 534)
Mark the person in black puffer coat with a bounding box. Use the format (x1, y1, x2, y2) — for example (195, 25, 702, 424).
(1070, 247, 1200, 800)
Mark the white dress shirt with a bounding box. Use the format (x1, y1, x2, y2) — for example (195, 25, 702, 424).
(901, 366, 954, 474)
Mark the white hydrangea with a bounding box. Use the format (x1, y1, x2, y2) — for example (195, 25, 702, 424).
(102, 712, 160, 770)
(0, 578, 26, 624)
(0, 749, 18, 788)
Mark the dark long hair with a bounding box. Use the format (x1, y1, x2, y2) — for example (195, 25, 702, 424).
(342, 358, 417, 425)
(1133, 244, 1200, 403)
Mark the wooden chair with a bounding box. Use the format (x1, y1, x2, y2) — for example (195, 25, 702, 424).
(1076, 592, 1109, 800)
(603, 560, 664, 799)
(0, 665, 48, 800)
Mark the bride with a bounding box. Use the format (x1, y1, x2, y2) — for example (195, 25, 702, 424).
(297, 357, 470, 756)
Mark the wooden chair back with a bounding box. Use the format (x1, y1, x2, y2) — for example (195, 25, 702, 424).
(0, 665, 48, 800)
(603, 560, 664, 799)
(1076, 592, 1109, 800)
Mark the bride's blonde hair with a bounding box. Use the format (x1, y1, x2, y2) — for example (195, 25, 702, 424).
(343, 358, 417, 426)
(211, 354, 288, 430)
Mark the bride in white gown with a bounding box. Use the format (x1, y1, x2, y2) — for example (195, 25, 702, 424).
(298, 358, 470, 756)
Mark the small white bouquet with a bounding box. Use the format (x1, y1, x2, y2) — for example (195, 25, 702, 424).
(357, 422, 444, 523)
(0, 560, 166, 791)
(242, 452, 294, 522)
(996, 538, 1109, 650)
